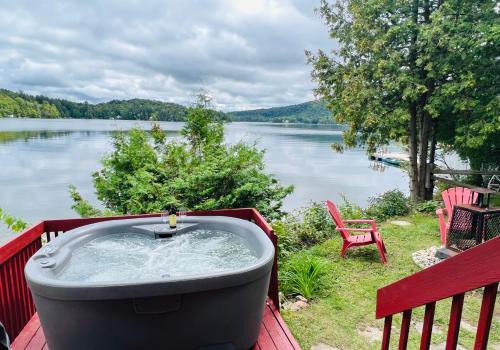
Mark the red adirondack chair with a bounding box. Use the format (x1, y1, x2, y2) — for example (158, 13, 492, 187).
(326, 200, 387, 264)
(436, 187, 477, 245)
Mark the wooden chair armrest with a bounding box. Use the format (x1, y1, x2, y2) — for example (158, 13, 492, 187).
(337, 227, 374, 233)
(344, 219, 375, 223)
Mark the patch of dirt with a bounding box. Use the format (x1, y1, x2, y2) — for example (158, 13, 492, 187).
(460, 320, 477, 333)
(310, 343, 341, 350)
(356, 326, 382, 343)
(390, 220, 411, 227)
(413, 321, 443, 335)
(430, 343, 468, 350)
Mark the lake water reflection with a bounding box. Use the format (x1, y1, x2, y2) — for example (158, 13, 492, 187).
(0, 119, 408, 243)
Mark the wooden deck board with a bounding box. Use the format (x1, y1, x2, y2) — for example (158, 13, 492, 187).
(12, 300, 300, 350)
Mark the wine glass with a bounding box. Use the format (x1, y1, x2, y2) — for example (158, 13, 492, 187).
(177, 207, 187, 227)
(161, 210, 169, 229)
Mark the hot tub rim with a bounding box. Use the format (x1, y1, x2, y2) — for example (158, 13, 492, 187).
(25, 216, 275, 301)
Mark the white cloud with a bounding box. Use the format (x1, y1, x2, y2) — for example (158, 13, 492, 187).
(0, 0, 334, 110)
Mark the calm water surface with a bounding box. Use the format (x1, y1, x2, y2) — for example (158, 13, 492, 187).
(0, 118, 408, 243)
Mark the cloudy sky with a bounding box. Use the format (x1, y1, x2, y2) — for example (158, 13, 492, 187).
(0, 0, 334, 111)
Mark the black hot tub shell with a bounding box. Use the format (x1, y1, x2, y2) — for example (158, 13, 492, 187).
(25, 216, 275, 350)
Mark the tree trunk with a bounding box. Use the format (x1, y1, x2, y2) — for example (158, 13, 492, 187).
(425, 119, 437, 199)
(409, 104, 420, 202)
(408, 0, 422, 203)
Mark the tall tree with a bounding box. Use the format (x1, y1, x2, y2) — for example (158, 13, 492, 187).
(307, 0, 499, 202)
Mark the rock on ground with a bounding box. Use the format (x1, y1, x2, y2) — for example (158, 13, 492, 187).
(412, 246, 442, 269)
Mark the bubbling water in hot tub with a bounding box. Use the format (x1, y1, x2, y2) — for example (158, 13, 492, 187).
(58, 229, 259, 283)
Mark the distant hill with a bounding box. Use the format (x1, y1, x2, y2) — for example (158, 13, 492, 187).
(0, 88, 331, 123)
(0, 89, 192, 121)
(229, 100, 332, 124)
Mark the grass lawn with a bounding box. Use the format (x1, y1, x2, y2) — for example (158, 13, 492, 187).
(280, 213, 500, 349)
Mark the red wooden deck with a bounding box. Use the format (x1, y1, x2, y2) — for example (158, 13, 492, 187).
(11, 299, 299, 350)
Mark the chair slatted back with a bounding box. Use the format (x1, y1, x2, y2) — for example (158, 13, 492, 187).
(442, 187, 477, 216)
(326, 200, 349, 240)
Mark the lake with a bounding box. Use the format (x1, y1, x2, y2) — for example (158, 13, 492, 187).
(0, 118, 408, 243)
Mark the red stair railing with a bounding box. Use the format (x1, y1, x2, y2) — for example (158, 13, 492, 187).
(376, 236, 500, 350)
(0, 209, 280, 341)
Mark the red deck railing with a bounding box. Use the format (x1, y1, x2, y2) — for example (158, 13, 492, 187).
(376, 236, 500, 350)
(0, 208, 280, 341)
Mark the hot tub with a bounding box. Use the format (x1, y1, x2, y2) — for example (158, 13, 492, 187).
(25, 216, 275, 350)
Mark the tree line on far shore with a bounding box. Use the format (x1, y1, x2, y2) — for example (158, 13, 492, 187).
(0, 88, 331, 123)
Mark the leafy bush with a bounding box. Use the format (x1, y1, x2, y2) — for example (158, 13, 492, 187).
(365, 190, 410, 221)
(415, 200, 441, 214)
(280, 255, 328, 299)
(273, 202, 336, 259)
(0, 207, 27, 233)
(337, 194, 365, 220)
(69, 96, 293, 221)
(272, 220, 302, 260)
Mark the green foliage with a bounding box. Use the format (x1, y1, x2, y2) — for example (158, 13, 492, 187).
(308, 1, 499, 201)
(0, 90, 60, 118)
(337, 194, 365, 220)
(280, 255, 328, 299)
(230, 100, 333, 124)
(366, 190, 411, 222)
(70, 101, 293, 220)
(415, 200, 441, 214)
(0, 89, 228, 121)
(0, 207, 28, 233)
(273, 202, 336, 259)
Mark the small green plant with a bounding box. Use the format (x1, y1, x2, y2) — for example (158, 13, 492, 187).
(280, 256, 328, 299)
(415, 200, 441, 214)
(337, 194, 365, 220)
(366, 190, 410, 221)
(272, 220, 302, 260)
(0, 207, 28, 233)
(273, 202, 336, 259)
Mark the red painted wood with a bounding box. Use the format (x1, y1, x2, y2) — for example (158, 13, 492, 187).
(420, 302, 436, 350)
(257, 319, 277, 350)
(380, 316, 392, 350)
(0, 222, 44, 264)
(262, 307, 296, 350)
(473, 282, 498, 350)
(398, 310, 412, 350)
(26, 325, 46, 350)
(267, 300, 301, 350)
(446, 293, 464, 350)
(376, 236, 500, 318)
(11, 314, 41, 350)
(326, 200, 387, 264)
(437, 187, 478, 245)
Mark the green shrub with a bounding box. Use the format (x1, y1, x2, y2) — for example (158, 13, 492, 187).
(337, 194, 365, 220)
(69, 96, 293, 221)
(415, 200, 441, 213)
(273, 202, 336, 259)
(0, 207, 28, 233)
(272, 220, 302, 260)
(366, 190, 410, 221)
(280, 255, 328, 299)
